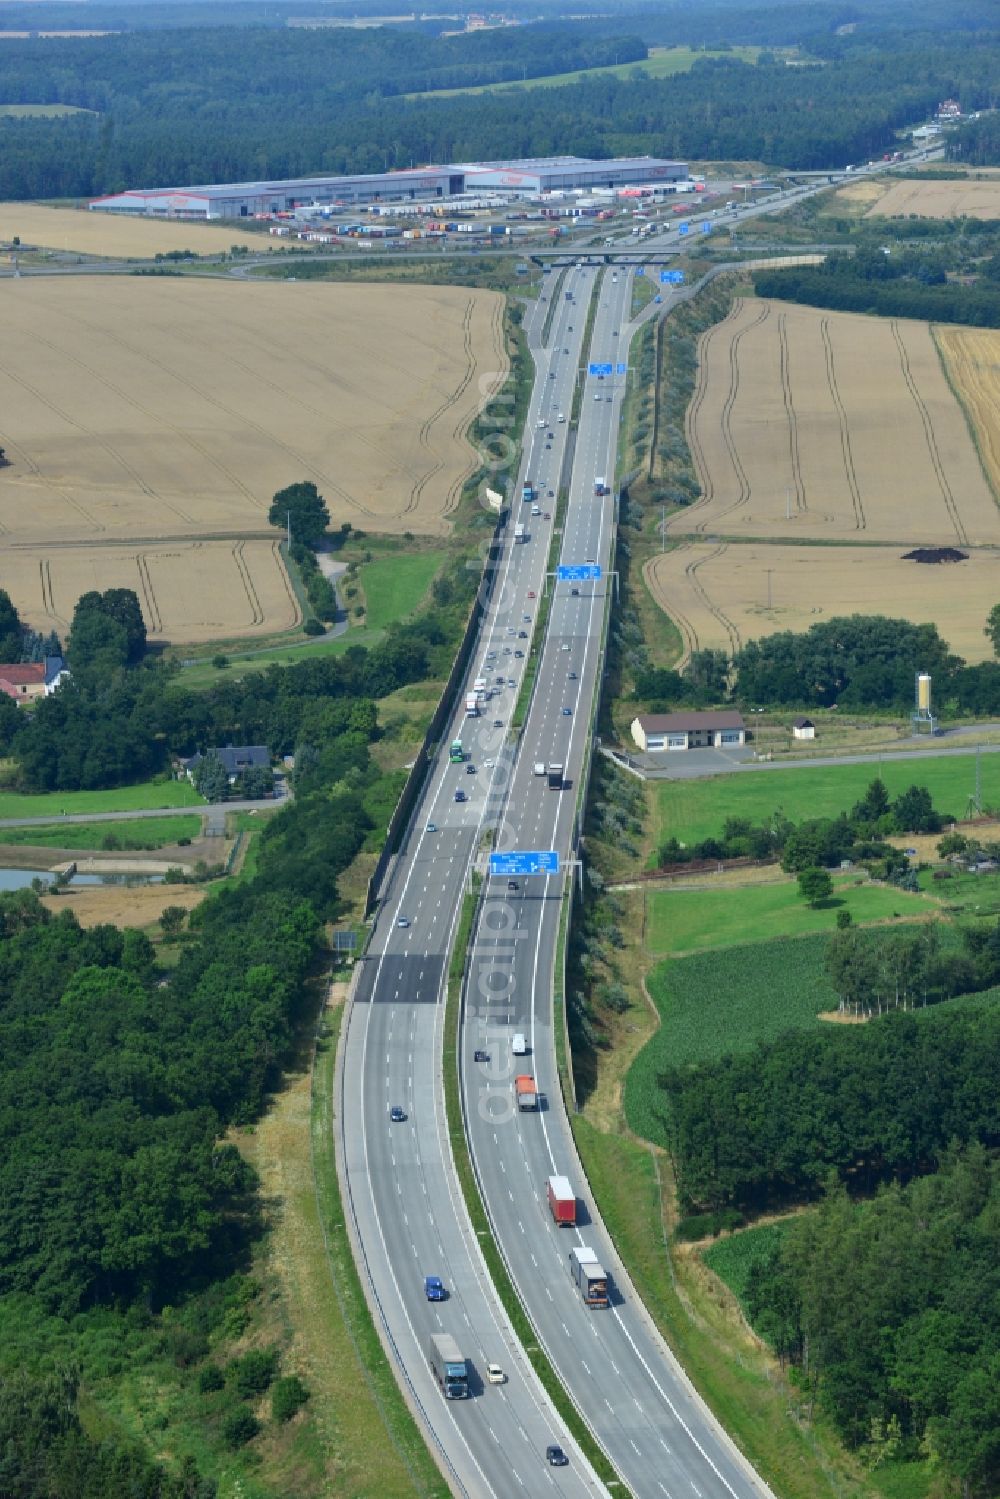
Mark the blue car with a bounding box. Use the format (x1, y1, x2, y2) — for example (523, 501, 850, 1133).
(425, 1276, 445, 1302)
(562, 706, 572, 716)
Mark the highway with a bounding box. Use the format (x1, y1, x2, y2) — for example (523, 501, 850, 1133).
(458, 265, 774, 1499)
(339, 270, 615, 1498)
(337, 155, 921, 1493)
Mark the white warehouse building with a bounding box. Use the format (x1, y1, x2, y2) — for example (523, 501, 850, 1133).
(89, 155, 687, 219)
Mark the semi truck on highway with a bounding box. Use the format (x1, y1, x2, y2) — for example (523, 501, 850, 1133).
(547, 764, 564, 789)
(570, 1247, 609, 1308)
(428, 1333, 469, 1398)
(547, 1175, 577, 1226)
(514, 523, 527, 543)
(594, 476, 607, 497)
(515, 1075, 537, 1110)
(465, 693, 479, 716)
(522, 482, 535, 503)
(449, 739, 464, 763)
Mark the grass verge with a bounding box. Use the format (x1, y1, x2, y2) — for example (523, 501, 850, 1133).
(442, 883, 629, 1496)
(358, 553, 446, 631)
(312, 1000, 448, 1497)
(570, 270, 603, 426)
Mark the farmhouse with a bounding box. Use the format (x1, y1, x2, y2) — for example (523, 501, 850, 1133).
(183, 744, 270, 785)
(630, 710, 746, 752)
(0, 656, 69, 704)
(792, 717, 816, 740)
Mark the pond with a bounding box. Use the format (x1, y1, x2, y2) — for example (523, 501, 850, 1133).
(0, 868, 164, 890)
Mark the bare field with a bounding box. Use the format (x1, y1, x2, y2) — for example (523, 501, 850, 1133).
(0, 277, 506, 548)
(41, 881, 206, 929)
(935, 326, 1000, 502)
(2, 537, 299, 642)
(674, 299, 1000, 545)
(0, 202, 284, 259)
(644, 541, 1000, 664)
(864, 178, 1000, 220)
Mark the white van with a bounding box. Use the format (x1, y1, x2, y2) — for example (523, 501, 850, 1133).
(512, 1033, 527, 1055)
(533, 762, 545, 776)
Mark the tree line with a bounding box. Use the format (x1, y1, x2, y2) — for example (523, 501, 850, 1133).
(753, 256, 1000, 329)
(1, 26, 999, 198)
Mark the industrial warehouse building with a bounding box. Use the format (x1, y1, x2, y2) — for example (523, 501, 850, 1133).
(630, 711, 746, 753)
(89, 155, 687, 219)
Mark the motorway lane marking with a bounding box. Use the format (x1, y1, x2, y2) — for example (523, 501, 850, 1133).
(561, 1321, 571, 1337)
(630, 1440, 641, 1455)
(691, 1487, 702, 1497)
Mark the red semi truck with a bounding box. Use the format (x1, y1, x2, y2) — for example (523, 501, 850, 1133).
(515, 1075, 538, 1110)
(546, 1175, 576, 1226)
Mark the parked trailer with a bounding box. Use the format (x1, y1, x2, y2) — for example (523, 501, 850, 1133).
(515, 1074, 537, 1110)
(429, 1333, 469, 1398)
(570, 1247, 609, 1307)
(547, 1175, 576, 1226)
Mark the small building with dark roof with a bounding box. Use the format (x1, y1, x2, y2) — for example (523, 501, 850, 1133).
(182, 744, 270, 783)
(630, 710, 745, 753)
(792, 717, 816, 741)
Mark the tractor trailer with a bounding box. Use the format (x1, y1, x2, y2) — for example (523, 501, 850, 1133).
(547, 764, 564, 790)
(429, 1334, 469, 1398)
(465, 693, 479, 717)
(570, 1247, 609, 1308)
(547, 1175, 576, 1226)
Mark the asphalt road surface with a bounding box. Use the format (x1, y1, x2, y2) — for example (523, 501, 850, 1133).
(339, 278, 612, 1499)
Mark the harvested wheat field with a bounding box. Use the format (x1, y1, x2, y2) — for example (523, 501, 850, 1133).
(0, 277, 506, 547)
(0, 202, 286, 259)
(864, 178, 1000, 220)
(1, 538, 299, 642)
(674, 299, 1000, 545)
(935, 327, 1000, 503)
(645, 541, 1000, 664)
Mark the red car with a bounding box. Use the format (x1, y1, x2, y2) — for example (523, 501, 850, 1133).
(527, 589, 536, 598)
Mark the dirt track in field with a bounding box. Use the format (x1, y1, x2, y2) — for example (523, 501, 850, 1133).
(0, 277, 505, 640)
(673, 299, 1000, 546)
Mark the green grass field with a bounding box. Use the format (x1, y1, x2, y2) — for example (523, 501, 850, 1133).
(0, 814, 203, 850)
(405, 44, 760, 99)
(358, 552, 444, 630)
(0, 781, 204, 822)
(647, 876, 933, 955)
(177, 627, 386, 690)
(653, 754, 993, 848)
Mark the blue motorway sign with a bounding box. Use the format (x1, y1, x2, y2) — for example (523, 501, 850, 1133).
(636, 266, 644, 275)
(588, 362, 613, 377)
(557, 564, 602, 582)
(616, 362, 627, 375)
(678, 222, 690, 235)
(490, 851, 560, 877)
(701, 219, 712, 233)
(659, 269, 685, 285)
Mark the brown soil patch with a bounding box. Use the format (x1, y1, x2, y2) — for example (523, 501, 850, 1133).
(645, 541, 1000, 665)
(673, 299, 1000, 545)
(41, 880, 206, 928)
(817, 1009, 870, 1025)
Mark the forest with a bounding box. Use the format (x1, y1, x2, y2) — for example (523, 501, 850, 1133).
(745, 1149, 1000, 1492)
(0, 16, 998, 196)
(753, 252, 1000, 328)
